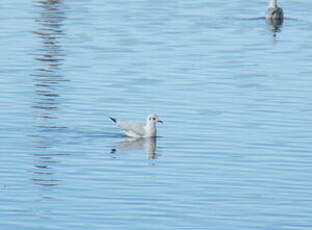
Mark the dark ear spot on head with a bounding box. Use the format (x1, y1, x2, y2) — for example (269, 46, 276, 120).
(153, 117, 156, 120)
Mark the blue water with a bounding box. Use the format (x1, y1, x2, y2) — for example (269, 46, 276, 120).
(1, 0, 312, 229)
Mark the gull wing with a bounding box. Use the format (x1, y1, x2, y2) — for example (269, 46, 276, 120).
(116, 120, 145, 137)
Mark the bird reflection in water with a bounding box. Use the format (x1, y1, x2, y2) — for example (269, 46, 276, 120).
(266, 17, 283, 39)
(111, 137, 159, 159)
(29, 0, 68, 187)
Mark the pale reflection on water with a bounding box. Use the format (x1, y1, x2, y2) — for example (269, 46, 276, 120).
(111, 137, 159, 159)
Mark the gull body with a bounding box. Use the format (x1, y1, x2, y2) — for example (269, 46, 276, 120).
(110, 114, 163, 138)
(266, 0, 283, 20)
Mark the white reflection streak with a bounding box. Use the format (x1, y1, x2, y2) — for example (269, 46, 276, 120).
(111, 137, 158, 159)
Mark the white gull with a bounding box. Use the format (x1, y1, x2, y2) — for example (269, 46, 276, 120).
(110, 114, 163, 138)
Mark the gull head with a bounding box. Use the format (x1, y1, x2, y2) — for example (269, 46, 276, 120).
(146, 114, 163, 125)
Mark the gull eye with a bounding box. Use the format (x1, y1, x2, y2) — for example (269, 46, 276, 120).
(153, 117, 156, 120)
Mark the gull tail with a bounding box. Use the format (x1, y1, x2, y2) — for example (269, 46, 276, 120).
(110, 117, 117, 123)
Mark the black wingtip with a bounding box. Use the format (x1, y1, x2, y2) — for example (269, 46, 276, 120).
(110, 117, 117, 123)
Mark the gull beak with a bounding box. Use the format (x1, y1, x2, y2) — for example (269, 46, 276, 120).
(158, 120, 163, 124)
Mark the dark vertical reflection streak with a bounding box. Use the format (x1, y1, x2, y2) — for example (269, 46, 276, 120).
(30, 0, 69, 187)
(266, 18, 283, 39)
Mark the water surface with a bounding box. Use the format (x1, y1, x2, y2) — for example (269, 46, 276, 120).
(1, 0, 312, 229)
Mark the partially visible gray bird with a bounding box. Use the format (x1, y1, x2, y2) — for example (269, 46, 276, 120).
(266, 0, 284, 20)
(110, 114, 163, 138)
